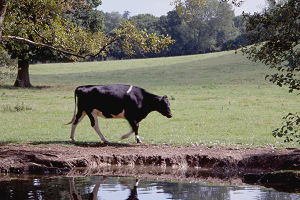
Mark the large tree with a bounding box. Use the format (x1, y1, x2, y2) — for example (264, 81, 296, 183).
(0, 0, 173, 87)
(171, 0, 243, 19)
(159, 0, 237, 56)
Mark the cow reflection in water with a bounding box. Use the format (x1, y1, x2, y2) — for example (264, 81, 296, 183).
(68, 177, 139, 200)
(122, 179, 139, 200)
(69, 176, 106, 200)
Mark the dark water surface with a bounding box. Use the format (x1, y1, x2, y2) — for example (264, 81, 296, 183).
(0, 175, 299, 200)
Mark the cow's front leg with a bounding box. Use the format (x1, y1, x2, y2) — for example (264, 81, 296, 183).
(88, 111, 109, 143)
(129, 120, 141, 143)
(70, 111, 86, 142)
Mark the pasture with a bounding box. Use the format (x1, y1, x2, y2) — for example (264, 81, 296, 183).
(0, 51, 299, 147)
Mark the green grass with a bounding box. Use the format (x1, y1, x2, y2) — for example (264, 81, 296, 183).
(0, 50, 299, 147)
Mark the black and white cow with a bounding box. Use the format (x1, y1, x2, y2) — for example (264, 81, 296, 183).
(66, 84, 172, 143)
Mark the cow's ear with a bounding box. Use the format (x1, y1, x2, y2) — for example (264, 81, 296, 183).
(163, 95, 168, 99)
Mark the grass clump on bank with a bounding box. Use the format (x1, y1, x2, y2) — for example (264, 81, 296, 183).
(0, 51, 299, 147)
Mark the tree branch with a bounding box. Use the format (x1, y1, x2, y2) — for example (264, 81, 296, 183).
(1, 35, 86, 58)
(33, 29, 74, 53)
(91, 37, 121, 57)
(0, 35, 121, 59)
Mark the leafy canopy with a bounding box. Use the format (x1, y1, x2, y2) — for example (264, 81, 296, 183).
(1, 0, 104, 58)
(171, 0, 243, 19)
(0, 0, 174, 60)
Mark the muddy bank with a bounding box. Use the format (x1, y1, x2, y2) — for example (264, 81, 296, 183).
(0, 144, 299, 192)
(0, 144, 299, 175)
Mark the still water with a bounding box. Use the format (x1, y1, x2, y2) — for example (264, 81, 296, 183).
(0, 175, 299, 200)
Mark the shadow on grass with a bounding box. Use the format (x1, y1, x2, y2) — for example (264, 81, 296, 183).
(0, 84, 51, 90)
(29, 140, 135, 148)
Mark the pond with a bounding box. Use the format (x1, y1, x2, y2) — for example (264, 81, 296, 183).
(0, 175, 299, 200)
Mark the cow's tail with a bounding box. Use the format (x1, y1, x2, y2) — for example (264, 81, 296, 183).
(65, 89, 77, 125)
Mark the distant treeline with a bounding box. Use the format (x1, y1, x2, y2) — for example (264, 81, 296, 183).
(102, 2, 247, 59)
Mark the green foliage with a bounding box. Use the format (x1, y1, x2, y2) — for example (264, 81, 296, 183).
(242, 0, 300, 144)
(171, 0, 243, 19)
(273, 113, 300, 143)
(242, 0, 299, 93)
(65, 3, 104, 33)
(89, 0, 102, 8)
(221, 16, 249, 50)
(102, 21, 174, 57)
(1, 0, 173, 60)
(0, 48, 16, 84)
(2, 0, 102, 59)
(158, 0, 237, 55)
(0, 48, 15, 66)
(103, 12, 126, 33)
(130, 14, 160, 34)
(171, 0, 208, 19)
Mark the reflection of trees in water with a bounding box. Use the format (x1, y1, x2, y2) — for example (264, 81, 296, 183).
(157, 182, 230, 200)
(0, 177, 70, 199)
(259, 189, 300, 200)
(157, 182, 299, 200)
(0, 176, 298, 200)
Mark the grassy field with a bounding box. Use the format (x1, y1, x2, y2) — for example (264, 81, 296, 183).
(0, 51, 299, 147)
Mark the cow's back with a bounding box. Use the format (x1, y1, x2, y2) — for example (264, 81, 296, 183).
(75, 84, 140, 115)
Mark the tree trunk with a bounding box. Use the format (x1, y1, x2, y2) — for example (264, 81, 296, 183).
(14, 59, 32, 88)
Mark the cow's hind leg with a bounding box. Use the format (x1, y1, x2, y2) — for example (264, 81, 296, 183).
(121, 129, 134, 140)
(87, 110, 108, 143)
(128, 120, 141, 143)
(70, 111, 86, 142)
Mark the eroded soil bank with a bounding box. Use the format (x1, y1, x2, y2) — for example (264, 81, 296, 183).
(0, 143, 299, 173)
(0, 143, 299, 191)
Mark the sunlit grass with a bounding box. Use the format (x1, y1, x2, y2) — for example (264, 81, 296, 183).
(0, 51, 299, 147)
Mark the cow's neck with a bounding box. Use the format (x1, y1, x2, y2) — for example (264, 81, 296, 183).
(143, 92, 161, 113)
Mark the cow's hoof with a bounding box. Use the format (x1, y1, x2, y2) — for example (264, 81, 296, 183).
(135, 135, 142, 144)
(103, 140, 109, 145)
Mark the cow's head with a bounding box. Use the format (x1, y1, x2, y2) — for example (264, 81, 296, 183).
(158, 95, 172, 118)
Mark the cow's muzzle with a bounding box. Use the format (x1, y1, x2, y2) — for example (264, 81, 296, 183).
(166, 113, 172, 118)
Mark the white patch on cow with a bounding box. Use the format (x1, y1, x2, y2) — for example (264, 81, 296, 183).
(126, 85, 133, 94)
(135, 179, 139, 187)
(135, 135, 142, 143)
(93, 109, 125, 119)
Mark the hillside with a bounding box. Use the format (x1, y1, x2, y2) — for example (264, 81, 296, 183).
(0, 51, 299, 147)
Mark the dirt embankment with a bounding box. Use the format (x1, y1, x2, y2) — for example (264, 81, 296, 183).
(1, 143, 300, 192)
(0, 144, 299, 175)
